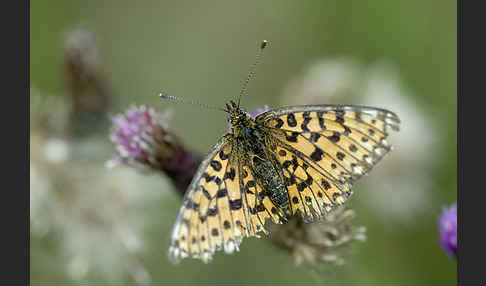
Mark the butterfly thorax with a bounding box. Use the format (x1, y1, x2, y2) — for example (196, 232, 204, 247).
(227, 101, 289, 209)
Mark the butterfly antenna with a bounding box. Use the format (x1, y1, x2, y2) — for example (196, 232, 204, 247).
(159, 92, 229, 113)
(237, 40, 269, 108)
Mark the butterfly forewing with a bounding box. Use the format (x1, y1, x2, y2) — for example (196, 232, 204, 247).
(169, 104, 399, 263)
(257, 105, 400, 221)
(169, 135, 242, 263)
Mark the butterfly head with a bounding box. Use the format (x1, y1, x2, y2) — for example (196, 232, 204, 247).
(226, 100, 252, 133)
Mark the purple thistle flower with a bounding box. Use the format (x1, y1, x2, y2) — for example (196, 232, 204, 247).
(227, 105, 271, 132)
(109, 105, 201, 193)
(249, 105, 271, 119)
(438, 203, 457, 258)
(110, 105, 166, 164)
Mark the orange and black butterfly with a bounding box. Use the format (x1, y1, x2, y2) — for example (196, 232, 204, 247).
(163, 41, 400, 263)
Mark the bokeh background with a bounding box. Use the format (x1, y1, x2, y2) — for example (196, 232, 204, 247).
(30, 1, 457, 285)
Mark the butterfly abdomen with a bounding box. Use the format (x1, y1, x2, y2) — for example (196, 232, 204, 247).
(251, 156, 289, 208)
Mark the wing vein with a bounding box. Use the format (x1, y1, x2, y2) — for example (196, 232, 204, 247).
(236, 140, 255, 236)
(222, 141, 236, 242)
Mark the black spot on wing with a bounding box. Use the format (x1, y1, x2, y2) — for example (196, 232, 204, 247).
(282, 160, 292, 169)
(224, 168, 236, 181)
(297, 182, 306, 192)
(241, 169, 248, 179)
(256, 204, 266, 212)
(319, 118, 327, 130)
(301, 116, 311, 132)
(332, 193, 341, 201)
(291, 156, 299, 170)
(216, 188, 227, 198)
(310, 147, 324, 161)
(287, 113, 297, 127)
(229, 199, 242, 210)
(219, 150, 229, 160)
(321, 179, 331, 190)
(305, 175, 313, 185)
(317, 111, 327, 130)
(336, 152, 346, 161)
(310, 132, 321, 142)
(342, 125, 352, 135)
(223, 220, 231, 229)
(274, 118, 284, 128)
(285, 132, 299, 143)
(335, 115, 345, 124)
(335, 110, 345, 117)
(203, 173, 216, 183)
(210, 160, 222, 171)
(207, 207, 218, 216)
(328, 132, 340, 143)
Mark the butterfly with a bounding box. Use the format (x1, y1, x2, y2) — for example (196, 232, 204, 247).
(165, 41, 400, 263)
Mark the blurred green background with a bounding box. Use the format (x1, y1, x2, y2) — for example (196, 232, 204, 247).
(31, 0, 457, 285)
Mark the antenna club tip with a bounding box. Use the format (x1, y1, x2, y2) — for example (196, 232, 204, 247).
(261, 40, 269, 49)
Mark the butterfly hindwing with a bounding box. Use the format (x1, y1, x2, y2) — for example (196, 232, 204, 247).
(169, 136, 286, 263)
(169, 135, 243, 263)
(238, 150, 287, 234)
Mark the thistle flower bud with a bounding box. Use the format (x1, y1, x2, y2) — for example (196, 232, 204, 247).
(109, 105, 202, 193)
(438, 203, 457, 259)
(268, 207, 366, 266)
(64, 27, 110, 137)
